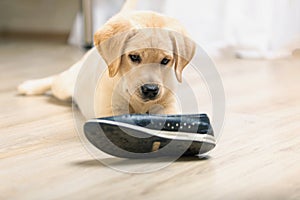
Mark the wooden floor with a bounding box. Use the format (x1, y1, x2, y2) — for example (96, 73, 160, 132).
(1, 39, 300, 200)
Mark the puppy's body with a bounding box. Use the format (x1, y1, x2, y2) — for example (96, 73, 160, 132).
(18, 1, 195, 118)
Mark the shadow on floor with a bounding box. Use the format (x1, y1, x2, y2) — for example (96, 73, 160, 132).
(71, 155, 211, 169)
(45, 94, 72, 107)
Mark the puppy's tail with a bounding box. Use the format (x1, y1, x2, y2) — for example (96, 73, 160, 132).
(120, 0, 138, 13)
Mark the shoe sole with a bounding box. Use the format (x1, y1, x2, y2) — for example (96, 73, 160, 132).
(84, 119, 216, 159)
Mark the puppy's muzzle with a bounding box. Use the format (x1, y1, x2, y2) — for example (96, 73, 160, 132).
(140, 84, 160, 100)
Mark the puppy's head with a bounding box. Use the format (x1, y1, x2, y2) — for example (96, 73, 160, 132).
(94, 12, 195, 104)
(119, 48, 175, 103)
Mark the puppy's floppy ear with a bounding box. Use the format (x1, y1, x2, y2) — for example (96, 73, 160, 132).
(94, 17, 133, 77)
(170, 32, 196, 83)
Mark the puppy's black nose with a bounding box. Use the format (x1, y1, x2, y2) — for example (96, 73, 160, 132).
(141, 84, 159, 99)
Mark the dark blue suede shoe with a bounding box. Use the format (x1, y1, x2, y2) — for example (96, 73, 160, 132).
(84, 114, 216, 158)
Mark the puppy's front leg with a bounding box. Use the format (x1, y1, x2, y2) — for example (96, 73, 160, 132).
(148, 102, 180, 115)
(162, 103, 181, 115)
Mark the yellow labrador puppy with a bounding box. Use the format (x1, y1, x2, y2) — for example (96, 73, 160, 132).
(18, 0, 195, 118)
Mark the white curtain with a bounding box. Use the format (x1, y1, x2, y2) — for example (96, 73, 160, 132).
(69, 0, 300, 59)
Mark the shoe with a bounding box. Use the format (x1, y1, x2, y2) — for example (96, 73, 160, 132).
(84, 114, 216, 158)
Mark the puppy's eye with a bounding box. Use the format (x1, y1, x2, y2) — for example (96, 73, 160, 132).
(161, 58, 170, 65)
(129, 54, 141, 63)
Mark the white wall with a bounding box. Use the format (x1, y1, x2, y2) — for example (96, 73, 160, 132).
(163, 0, 300, 58)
